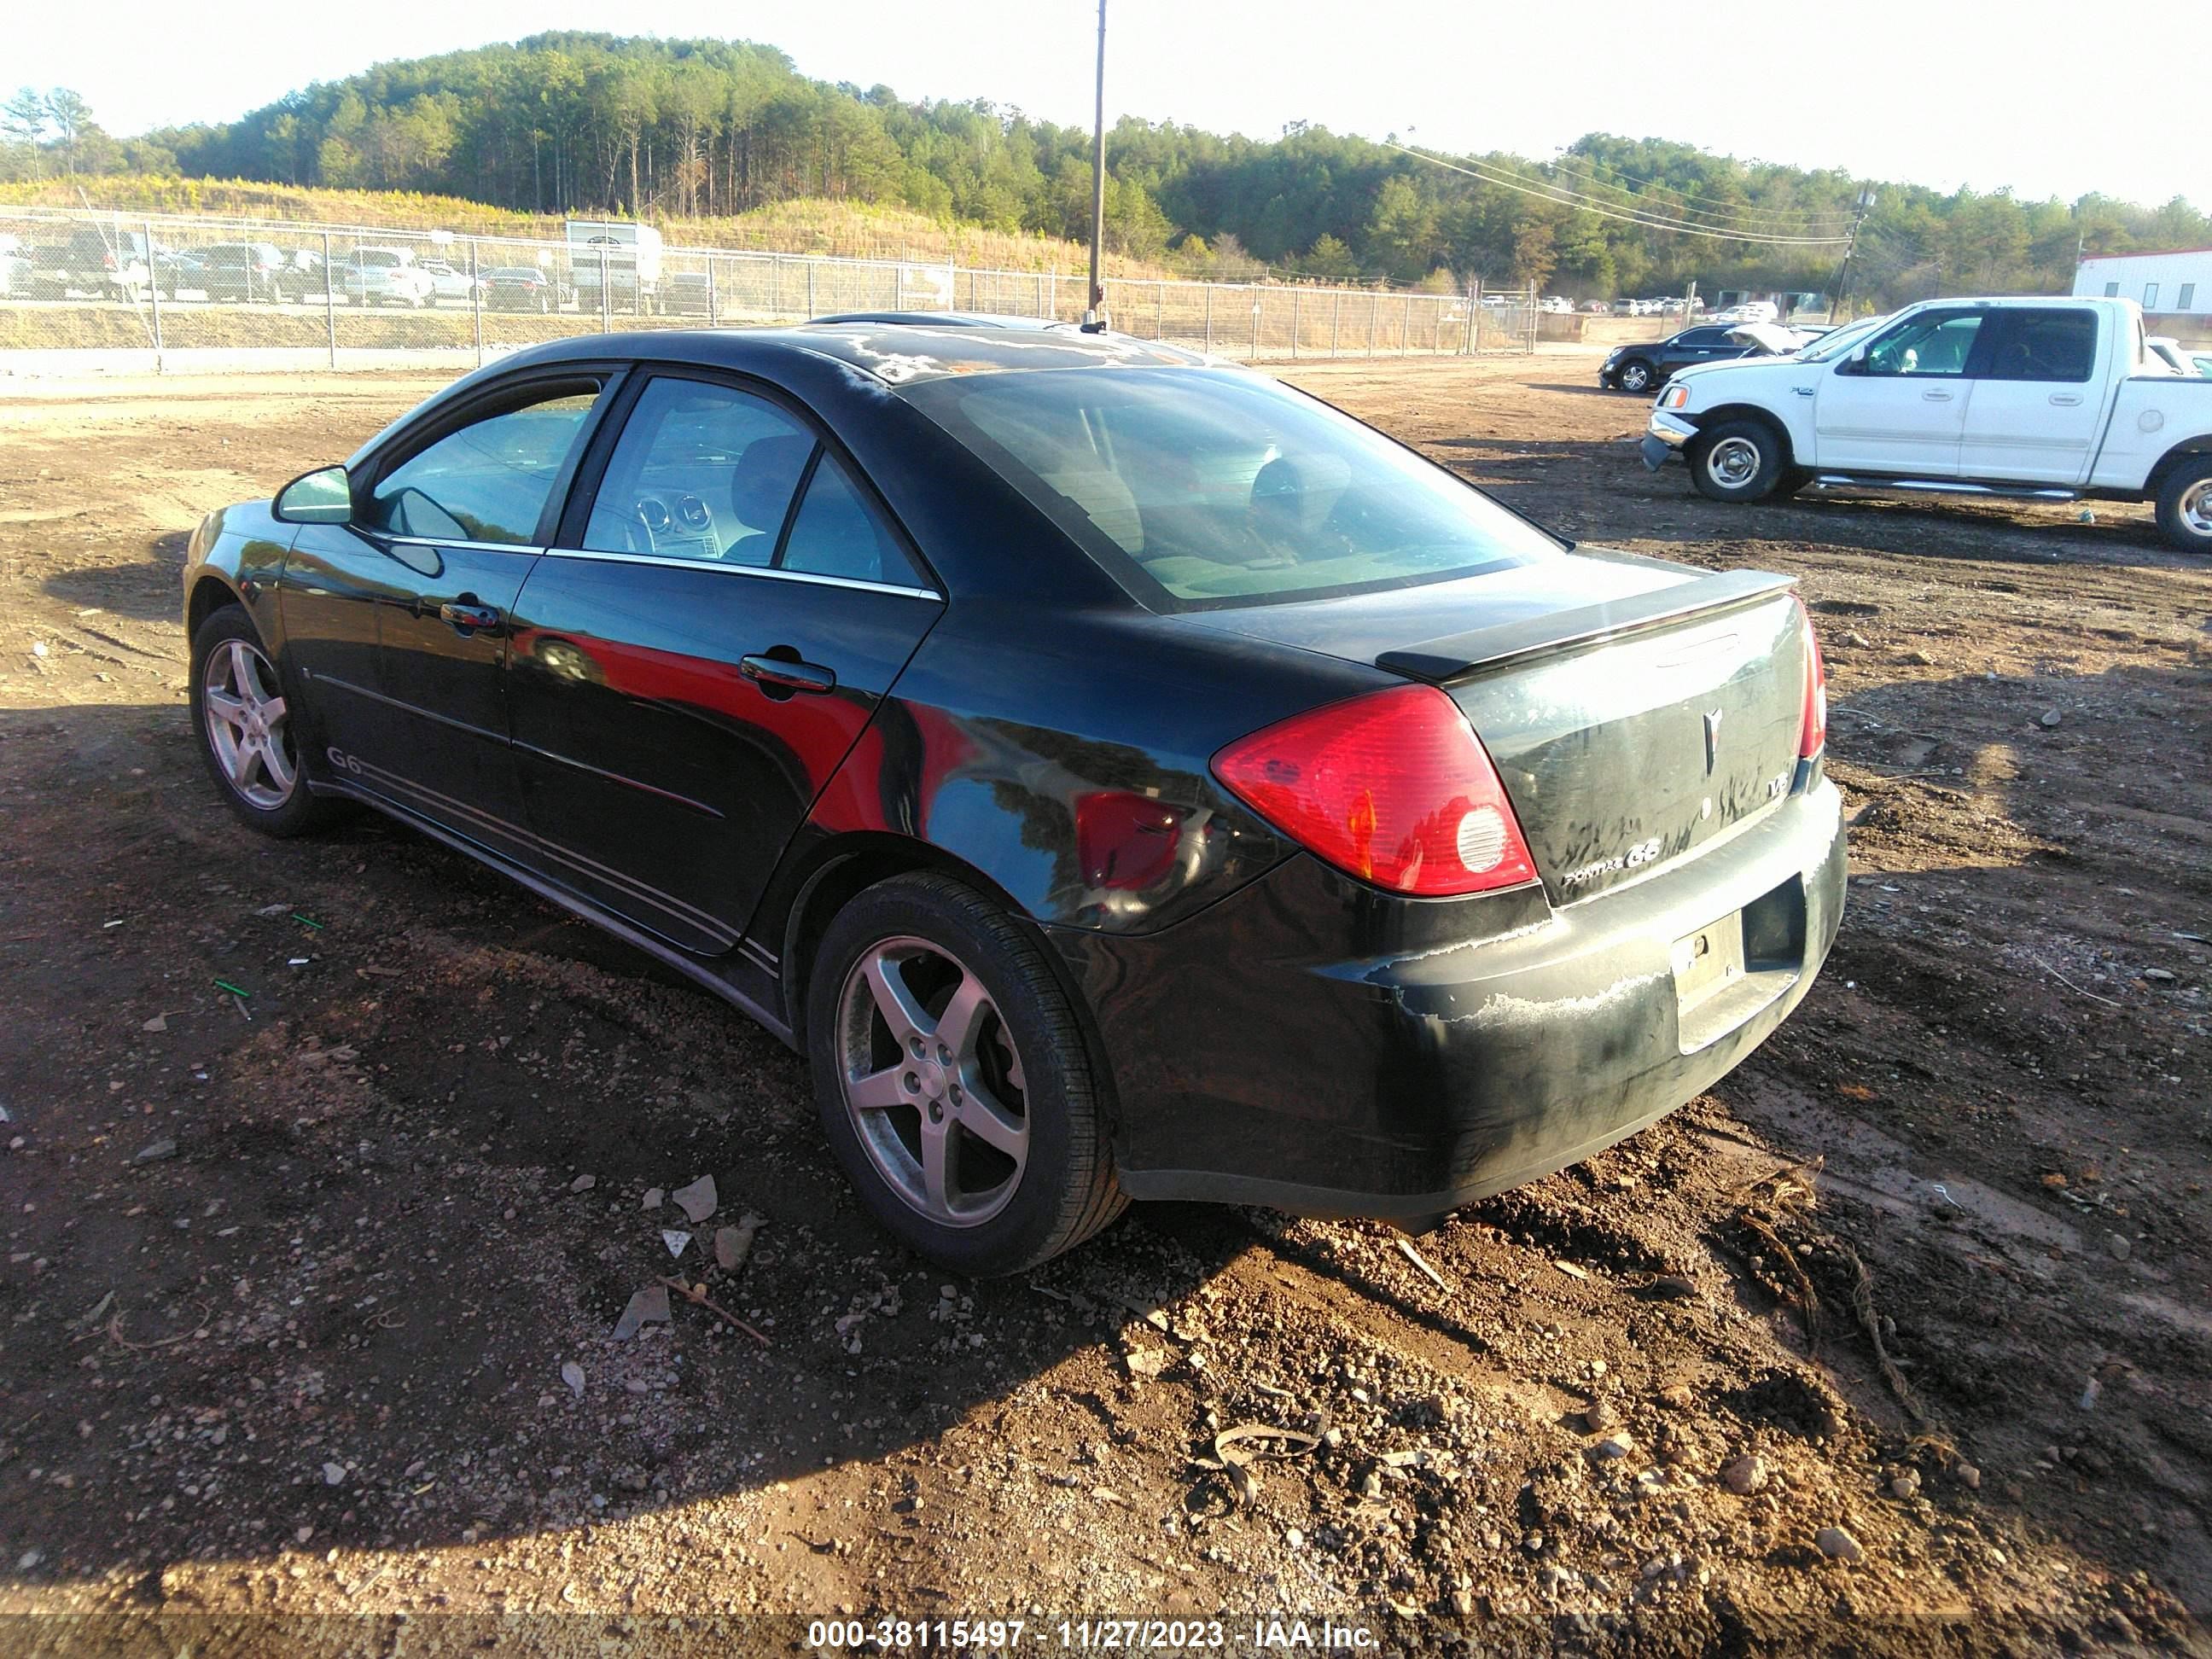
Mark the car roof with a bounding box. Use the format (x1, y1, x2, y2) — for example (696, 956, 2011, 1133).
(498, 320, 1211, 387)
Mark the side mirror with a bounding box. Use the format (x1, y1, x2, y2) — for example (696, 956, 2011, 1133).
(274, 464, 354, 525)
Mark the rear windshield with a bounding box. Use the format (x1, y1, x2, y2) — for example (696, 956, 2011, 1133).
(899, 366, 1561, 609)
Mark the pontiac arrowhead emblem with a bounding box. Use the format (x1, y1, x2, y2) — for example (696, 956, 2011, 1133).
(1703, 707, 1725, 773)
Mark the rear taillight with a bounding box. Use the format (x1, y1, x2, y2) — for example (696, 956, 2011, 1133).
(1796, 600, 1827, 760)
(1212, 684, 1537, 897)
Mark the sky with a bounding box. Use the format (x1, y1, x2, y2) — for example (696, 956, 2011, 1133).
(13, 0, 2203, 212)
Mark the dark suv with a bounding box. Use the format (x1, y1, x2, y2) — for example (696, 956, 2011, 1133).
(1600, 326, 1757, 394)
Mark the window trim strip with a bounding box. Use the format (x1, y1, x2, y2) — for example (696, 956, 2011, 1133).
(538, 545, 942, 601)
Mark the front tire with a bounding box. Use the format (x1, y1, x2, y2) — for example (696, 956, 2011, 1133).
(1689, 417, 1789, 503)
(189, 604, 344, 838)
(1615, 358, 1655, 394)
(2154, 456, 2212, 556)
(806, 873, 1126, 1274)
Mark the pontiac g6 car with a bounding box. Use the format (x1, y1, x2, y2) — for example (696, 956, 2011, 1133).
(183, 321, 1845, 1274)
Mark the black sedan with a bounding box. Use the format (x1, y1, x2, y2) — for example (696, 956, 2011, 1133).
(483, 266, 564, 311)
(1600, 324, 1765, 393)
(183, 321, 1845, 1273)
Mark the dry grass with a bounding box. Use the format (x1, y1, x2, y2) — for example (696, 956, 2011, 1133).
(0, 176, 1178, 279)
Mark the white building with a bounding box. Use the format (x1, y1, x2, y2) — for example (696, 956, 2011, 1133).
(2073, 247, 2211, 320)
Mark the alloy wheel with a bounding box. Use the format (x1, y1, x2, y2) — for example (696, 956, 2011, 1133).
(2180, 478, 2212, 538)
(201, 637, 297, 810)
(835, 936, 1030, 1227)
(1706, 436, 1761, 490)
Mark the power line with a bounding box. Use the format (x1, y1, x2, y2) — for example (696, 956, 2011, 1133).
(1538, 150, 1862, 229)
(1385, 143, 1856, 247)
(1390, 143, 1855, 245)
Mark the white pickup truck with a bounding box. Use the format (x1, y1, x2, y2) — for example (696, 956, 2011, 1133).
(1641, 296, 2212, 554)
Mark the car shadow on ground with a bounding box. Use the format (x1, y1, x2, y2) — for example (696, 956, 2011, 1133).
(40, 529, 191, 622)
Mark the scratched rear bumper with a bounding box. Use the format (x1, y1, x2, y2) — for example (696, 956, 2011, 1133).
(1050, 780, 1846, 1221)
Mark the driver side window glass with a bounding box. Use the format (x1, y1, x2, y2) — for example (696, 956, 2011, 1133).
(1860, 312, 1984, 378)
(367, 391, 598, 544)
(583, 376, 814, 565)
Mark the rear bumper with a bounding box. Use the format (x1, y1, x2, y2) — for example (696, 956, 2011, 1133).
(1050, 780, 1846, 1223)
(1641, 410, 1698, 471)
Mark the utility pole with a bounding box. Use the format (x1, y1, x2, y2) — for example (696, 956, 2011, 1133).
(1084, 0, 1108, 331)
(1831, 186, 1877, 322)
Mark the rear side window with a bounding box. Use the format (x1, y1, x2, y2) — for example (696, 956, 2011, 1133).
(781, 455, 926, 587)
(366, 390, 599, 544)
(1986, 311, 2098, 383)
(901, 366, 1559, 610)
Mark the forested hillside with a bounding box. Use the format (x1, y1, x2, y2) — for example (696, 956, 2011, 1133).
(5, 33, 2206, 306)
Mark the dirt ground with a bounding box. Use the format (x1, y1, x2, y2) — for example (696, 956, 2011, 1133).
(1, 353, 2207, 1656)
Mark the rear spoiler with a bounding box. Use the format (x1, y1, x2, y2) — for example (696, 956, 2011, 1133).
(1376, 568, 1798, 684)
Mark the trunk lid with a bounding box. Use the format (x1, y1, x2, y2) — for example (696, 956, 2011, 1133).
(1184, 550, 1811, 904)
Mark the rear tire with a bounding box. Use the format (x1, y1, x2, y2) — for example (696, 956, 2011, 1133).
(2153, 456, 2212, 556)
(1689, 417, 1789, 503)
(806, 872, 1126, 1274)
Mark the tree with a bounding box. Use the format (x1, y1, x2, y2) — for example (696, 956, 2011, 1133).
(1301, 232, 1358, 282)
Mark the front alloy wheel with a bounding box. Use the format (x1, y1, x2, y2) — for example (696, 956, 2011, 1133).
(202, 637, 296, 809)
(1688, 417, 1787, 503)
(189, 602, 346, 838)
(1617, 359, 1653, 393)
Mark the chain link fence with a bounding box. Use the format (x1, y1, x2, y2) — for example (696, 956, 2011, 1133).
(0, 207, 1537, 374)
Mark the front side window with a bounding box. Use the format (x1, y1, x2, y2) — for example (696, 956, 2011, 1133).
(366, 390, 599, 544)
(1859, 311, 1985, 377)
(902, 366, 1560, 609)
(2145, 282, 2160, 311)
(1985, 311, 2098, 383)
(2180, 283, 2197, 312)
(2103, 282, 2119, 298)
(582, 376, 813, 565)
(1678, 328, 1728, 347)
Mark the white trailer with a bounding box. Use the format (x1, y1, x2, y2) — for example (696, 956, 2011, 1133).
(567, 219, 665, 316)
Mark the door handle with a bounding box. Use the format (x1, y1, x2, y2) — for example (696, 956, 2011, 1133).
(2049, 393, 2082, 406)
(1920, 390, 1953, 402)
(439, 600, 502, 632)
(739, 653, 836, 696)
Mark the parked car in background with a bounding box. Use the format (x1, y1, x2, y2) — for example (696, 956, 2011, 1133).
(1580, 300, 1610, 314)
(0, 234, 32, 297)
(661, 272, 716, 317)
(36, 226, 158, 301)
(2145, 336, 2206, 376)
(340, 247, 436, 308)
(416, 259, 479, 306)
(1538, 295, 1574, 315)
(1641, 295, 2212, 554)
(484, 266, 564, 311)
(201, 242, 292, 304)
(1708, 301, 1780, 326)
(1601, 323, 1782, 393)
(183, 318, 1843, 1272)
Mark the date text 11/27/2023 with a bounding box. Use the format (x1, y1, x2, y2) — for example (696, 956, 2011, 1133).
(806, 1619, 1379, 1650)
